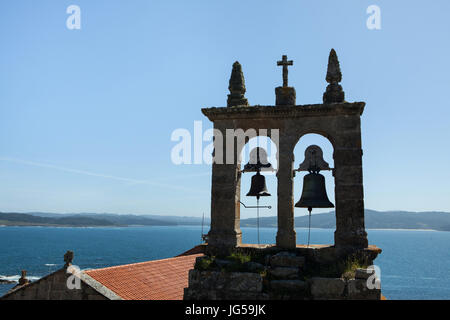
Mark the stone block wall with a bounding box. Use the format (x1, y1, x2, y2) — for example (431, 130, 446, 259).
(184, 270, 268, 300)
(184, 248, 381, 300)
(1, 269, 107, 300)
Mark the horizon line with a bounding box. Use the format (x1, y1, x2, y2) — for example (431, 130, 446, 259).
(1, 208, 450, 217)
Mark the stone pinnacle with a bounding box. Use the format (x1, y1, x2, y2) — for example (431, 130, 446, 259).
(323, 49, 345, 103)
(227, 61, 249, 107)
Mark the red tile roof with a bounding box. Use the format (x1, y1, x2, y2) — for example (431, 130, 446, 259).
(85, 253, 202, 300)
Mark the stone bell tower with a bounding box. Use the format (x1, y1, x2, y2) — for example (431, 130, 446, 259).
(204, 49, 368, 253)
(185, 50, 382, 301)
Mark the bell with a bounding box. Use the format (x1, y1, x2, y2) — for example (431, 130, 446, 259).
(295, 172, 334, 209)
(246, 172, 271, 199)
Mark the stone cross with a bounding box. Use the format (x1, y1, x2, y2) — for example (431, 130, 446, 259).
(277, 55, 293, 87)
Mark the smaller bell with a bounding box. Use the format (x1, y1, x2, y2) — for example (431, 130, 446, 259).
(295, 172, 334, 209)
(246, 171, 271, 199)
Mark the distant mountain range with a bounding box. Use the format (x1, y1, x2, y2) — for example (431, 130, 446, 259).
(0, 212, 208, 227)
(240, 209, 450, 231)
(0, 212, 118, 227)
(1, 210, 450, 231)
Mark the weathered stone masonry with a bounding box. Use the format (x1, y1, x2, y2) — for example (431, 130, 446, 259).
(204, 50, 369, 252)
(184, 50, 381, 300)
(204, 103, 368, 251)
(185, 50, 382, 300)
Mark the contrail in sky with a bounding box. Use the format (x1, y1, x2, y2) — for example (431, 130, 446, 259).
(0, 157, 208, 194)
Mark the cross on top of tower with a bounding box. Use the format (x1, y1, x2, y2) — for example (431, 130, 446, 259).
(277, 55, 293, 87)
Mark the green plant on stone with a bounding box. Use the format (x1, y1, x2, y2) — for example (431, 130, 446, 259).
(227, 251, 251, 264)
(341, 256, 367, 280)
(195, 256, 215, 271)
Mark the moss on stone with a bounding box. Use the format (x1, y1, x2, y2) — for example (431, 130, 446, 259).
(194, 256, 215, 271)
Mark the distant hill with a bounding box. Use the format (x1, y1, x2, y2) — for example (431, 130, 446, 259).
(140, 215, 208, 226)
(0, 212, 203, 227)
(23, 212, 207, 226)
(240, 209, 450, 231)
(0, 212, 119, 227)
(66, 213, 178, 226)
(2, 210, 450, 231)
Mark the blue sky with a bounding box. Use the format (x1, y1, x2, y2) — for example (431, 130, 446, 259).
(0, 0, 449, 217)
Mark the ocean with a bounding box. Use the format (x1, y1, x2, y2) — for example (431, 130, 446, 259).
(0, 226, 449, 299)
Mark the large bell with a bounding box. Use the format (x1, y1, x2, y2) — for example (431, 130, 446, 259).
(295, 172, 334, 209)
(246, 172, 271, 199)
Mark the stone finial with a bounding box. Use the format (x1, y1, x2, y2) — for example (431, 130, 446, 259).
(326, 49, 342, 83)
(227, 61, 249, 107)
(323, 49, 345, 103)
(64, 250, 74, 268)
(18, 270, 29, 285)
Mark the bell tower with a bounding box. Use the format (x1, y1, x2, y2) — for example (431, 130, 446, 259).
(185, 50, 383, 301)
(204, 50, 368, 253)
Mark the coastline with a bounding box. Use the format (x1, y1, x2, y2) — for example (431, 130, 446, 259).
(0, 224, 442, 232)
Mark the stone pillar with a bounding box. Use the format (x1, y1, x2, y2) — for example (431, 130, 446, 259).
(276, 137, 296, 248)
(207, 121, 242, 252)
(333, 116, 368, 249)
(275, 86, 296, 105)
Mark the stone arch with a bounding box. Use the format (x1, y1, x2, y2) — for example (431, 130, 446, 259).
(233, 126, 281, 167)
(239, 135, 279, 171)
(274, 124, 339, 248)
(238, 136, 278, 245)
(205, 103, 368, 251)
(294, 130, 337, 151)
(292, 133, 335, 244)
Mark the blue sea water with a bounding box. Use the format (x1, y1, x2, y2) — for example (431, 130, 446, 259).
(0, 226, 449, 299)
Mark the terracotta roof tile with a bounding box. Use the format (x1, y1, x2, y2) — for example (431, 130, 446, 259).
(85, 253, 202, 300)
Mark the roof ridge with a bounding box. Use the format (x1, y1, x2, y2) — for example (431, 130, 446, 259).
(85, 253, 202, 274)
